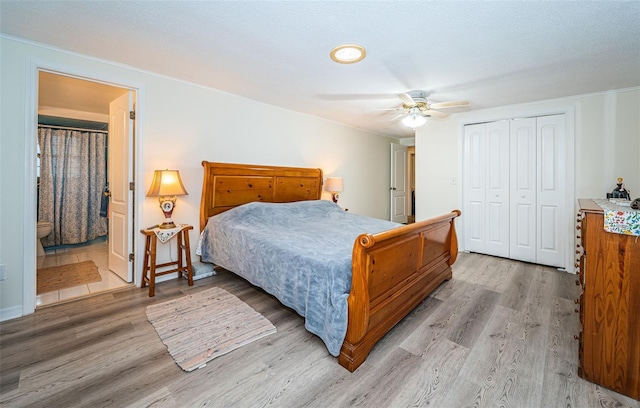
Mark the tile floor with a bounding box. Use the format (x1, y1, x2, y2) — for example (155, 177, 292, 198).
(36, 240, 131, 307)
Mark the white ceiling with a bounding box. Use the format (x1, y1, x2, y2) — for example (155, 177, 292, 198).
(2, 1, 639, 138)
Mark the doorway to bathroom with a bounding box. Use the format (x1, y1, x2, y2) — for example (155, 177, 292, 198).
(35, 71, 135, 307)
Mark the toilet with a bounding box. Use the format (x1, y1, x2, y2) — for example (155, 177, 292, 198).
(36, 222, 52, 256)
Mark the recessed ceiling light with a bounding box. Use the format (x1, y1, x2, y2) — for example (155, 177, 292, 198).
(330, 44, 366, 64)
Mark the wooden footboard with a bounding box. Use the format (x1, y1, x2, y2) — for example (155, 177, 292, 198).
(339, 210, 461, 372)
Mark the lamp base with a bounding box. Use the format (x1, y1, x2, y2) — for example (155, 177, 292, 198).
(158, 196, 177, 229)
(331, 192, 339, 204)
(158, 221, 177, 229)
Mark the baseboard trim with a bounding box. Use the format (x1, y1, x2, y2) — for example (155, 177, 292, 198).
(0, 305, 23, 322)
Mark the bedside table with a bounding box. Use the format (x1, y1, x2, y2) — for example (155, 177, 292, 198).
(140, 224, 194, 297)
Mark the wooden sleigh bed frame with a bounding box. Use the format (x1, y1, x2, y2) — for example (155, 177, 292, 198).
(200, 161, 461, 372)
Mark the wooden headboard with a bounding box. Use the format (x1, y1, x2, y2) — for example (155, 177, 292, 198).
(200, 161, 324, 231)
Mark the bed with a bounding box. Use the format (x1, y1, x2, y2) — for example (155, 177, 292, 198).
(199, 161, 461, 372)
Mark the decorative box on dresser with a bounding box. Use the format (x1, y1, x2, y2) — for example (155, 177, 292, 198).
(576, 199, 640, 400)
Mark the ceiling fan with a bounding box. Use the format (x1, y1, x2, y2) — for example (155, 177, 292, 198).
(394, 91, 471, 128)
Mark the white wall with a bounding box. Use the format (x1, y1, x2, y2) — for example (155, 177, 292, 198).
(415, 87, 640, 254)
(0, 36, 397, 320)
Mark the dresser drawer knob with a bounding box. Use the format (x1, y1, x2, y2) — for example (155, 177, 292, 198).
(574, 334, 579, 340)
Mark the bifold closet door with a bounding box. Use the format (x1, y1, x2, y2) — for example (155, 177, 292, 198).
(463, 124, 486, 254)
(464, 114, 566, 268)
(509, 118, 537, 263)
(536, 114, 565, 267)
(463, 121, 509, 258)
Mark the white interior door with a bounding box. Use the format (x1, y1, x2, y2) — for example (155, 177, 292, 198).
(463, 124, 486, 253)
(108, 92, 133, 282)
(536, 114, 565, 267)
(484, 121, 510, 257)
(510, 118, 537, 262)
(390, 143, 408, 223)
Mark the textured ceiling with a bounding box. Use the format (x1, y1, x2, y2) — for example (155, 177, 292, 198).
(2, 1, 639, 138)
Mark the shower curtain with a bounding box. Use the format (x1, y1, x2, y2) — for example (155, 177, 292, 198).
(38, 127, 108, 247)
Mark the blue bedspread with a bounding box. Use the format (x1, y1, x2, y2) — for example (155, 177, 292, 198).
(199, 200, 400, 356)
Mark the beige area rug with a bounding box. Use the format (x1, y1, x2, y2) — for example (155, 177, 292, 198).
(146, 287, 277, 372)
(37, 260, 102, 294)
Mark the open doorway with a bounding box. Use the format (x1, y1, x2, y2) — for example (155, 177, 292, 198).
(35, 71, 135, 307)
(407, 146, 415, 224)
(390, 142, 415, 224)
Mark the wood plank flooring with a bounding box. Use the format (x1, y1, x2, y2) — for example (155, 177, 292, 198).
(1, 252, 638, 408)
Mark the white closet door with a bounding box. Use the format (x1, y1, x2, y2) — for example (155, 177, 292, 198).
(509, 118, 537, 262)
(463, 124, 486, 253)
(463, 114, 566, 268)
(484, 121, 510, 257)
(536, 114, 565, 267)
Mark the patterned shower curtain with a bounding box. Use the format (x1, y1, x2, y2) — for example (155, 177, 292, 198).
(38, 127, 108, 247)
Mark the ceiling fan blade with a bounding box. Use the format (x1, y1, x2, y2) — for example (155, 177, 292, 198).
(398, 93, 416, 107)
(374, 107, 402, 111)
(317, 93, 401, 101)
(424, 109, 450, 118)
(392, 112, 408, 121)
(428, 100, 471, 109)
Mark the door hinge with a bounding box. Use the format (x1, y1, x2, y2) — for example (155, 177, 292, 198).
(128, 253, 134, 262)
(129, 181, 135, 191)
(129, 110, 136, 120)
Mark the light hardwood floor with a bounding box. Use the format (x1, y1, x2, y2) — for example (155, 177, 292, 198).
(1, 252, 638, 408)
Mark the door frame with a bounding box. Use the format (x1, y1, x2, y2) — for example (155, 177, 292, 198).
(23, 59, 145, 315)
(457, 106, 575, 271)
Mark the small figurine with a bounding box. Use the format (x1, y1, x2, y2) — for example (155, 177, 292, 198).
(611, 177, 631, 200)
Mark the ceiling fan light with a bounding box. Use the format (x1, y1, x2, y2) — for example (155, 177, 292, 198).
(330, 44, 366, 64)
(402, 113, 427, 128)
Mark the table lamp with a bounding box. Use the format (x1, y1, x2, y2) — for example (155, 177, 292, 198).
(146, 169, 188, 229)
(325, 177, 344, 204)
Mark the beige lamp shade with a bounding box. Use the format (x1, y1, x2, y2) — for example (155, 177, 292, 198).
(325, 177, 344, 193)
(146, 169, 188, 197)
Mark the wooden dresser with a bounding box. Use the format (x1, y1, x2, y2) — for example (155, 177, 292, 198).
(576, 199, 640, 400)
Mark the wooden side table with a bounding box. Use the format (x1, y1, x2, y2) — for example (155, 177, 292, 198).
(141, 224, 194, 297)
